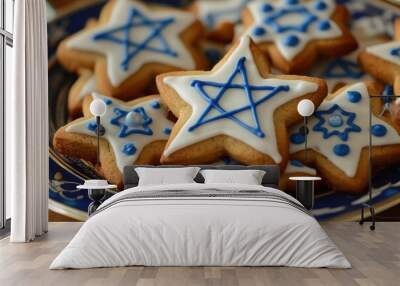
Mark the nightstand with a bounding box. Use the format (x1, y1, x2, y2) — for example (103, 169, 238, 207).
(289, 176, 321, 210)
(77, 180, 117, 215)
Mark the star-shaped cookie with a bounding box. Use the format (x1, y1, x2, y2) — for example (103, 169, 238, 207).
(359, 19, 400, 94)
(57, 0, 208, 100)
(289, 82, 400, 193)
(68, 70, 99, 119)
(240, 0, 357, 73)
(53, 93, 174, 188)
(156, 36, 326, 169)
(190, 0, 252, 43)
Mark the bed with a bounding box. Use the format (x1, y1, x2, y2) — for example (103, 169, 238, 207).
(50, 165, 350, 269)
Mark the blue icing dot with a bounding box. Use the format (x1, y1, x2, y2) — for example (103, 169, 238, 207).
(286, 0, 299, 5)
(150, 100, 160, 109)
(346, 90, 362, 103)
(122, 143, 136, 156)
(333, 144, 350, 156)
(261, 3, 273, 12)
(163, 127, 172, 135)
(283, 35, 300, 47)
(87, 122, 98, 132)
(104, 99, 113, 105)
(371, 124, 387, 137)
(328, 115, 343, 127)
(318, 20, 331, 31)
(390, 47, 400, 57)
(290, 160, 303, 167)
(315, 1, 327, 10)
(290, 133, 305, 144)
(253, 26, 266, 37)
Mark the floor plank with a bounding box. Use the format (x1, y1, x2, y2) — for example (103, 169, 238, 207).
(0, 222, 398, 286)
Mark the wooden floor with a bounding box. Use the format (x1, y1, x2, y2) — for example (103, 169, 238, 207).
(0, 222, 399, 286)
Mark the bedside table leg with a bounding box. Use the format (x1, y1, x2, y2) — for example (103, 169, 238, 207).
(87, 188, 106, 216)
(296, 181, 315, 210)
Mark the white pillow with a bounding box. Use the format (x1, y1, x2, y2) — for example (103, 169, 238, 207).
(135, 167, 200, 186)
(200, 169, 266, 185)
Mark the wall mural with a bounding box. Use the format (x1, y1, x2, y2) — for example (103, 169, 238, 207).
(48, 0, 400, 221)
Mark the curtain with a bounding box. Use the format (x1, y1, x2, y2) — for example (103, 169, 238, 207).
(8, 0, 48, 242)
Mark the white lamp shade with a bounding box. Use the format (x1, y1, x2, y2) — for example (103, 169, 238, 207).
(90, 98, 107, 117)
(297, 99, 315, 117)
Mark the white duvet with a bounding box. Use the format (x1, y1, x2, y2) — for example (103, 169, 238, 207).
(50, 183, 351, 269)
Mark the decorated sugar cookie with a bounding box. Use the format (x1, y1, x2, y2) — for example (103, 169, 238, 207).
(240, 0, 357, 73)
(68, 70, 99, 118)
(289, 82, 400, 193)
(57, 0, 208, 100)
(156, 36, 326, 168)
(309, 38, 385, 93)
(359, 19, 400, 95)
(53, 93, 174, 188)
(190, 0, 252, 43)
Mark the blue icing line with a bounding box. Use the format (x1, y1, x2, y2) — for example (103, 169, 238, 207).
(315, 1, 327, 10)
(122, 143, 136, 156)
(286, 0, 299, 5)
(93, 7, 177, 71)
(261, 3, 273, 13)
(322, 58, 364, 79)
(290, 133, 305, 144)
(110, 107, 153, 138)
(283, 35, 300, 47)
(333, 144, 350, 156)
(189, 57, 290, 138)
(346, 90, 362, 103)
(383, 85, 394, 96)
(290, 160, 304, 167)
(150, 100, 161, 109)
(371, 124, 387, 137)
(264, 6, 317, 33)
(318, 20, 331, 31)
(313, 104, 361, 141)
(163, 127, 171, 135)
(253, 26, 267, 37)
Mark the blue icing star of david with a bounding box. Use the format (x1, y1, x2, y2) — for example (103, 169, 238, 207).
(263, 6, 318, 33)
(93, 7, 177, 71)
(110, 107, 153, 138)
(313, 104, 361, 141)
(188, 57, 290, 138)
(322, 58, 364, 79)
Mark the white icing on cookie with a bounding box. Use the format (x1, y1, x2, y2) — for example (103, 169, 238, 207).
(366, 41, 400, 66)
(163, 36, 319, 163)
(243, 0, 342, 61)
(285, 160, 317, 175)
(196, 0, 251, 29)
(66, 94, 173, 172)
(289, 82, 400, 177)
(66, 0, 196, 87)
(78, 74, 98, 100)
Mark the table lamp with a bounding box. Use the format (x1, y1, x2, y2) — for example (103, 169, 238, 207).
(89, 96, 107, 165)
(297, 99, 315, 162)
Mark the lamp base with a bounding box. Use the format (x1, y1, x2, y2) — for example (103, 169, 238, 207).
(359, 203, 376, 231)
